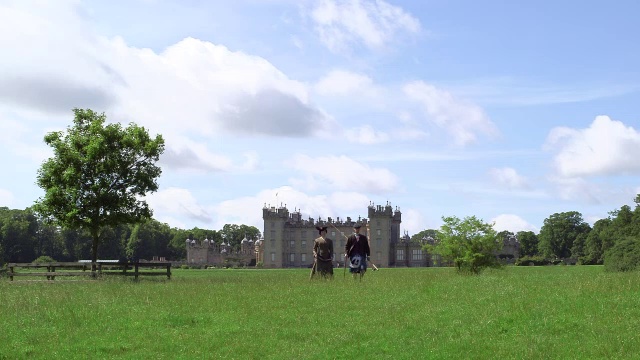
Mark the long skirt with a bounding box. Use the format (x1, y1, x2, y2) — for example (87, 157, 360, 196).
(313, 260, 334, 277)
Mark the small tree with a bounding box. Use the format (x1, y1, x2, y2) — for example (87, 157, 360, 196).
(433, 215, 502, 274)
(34, 108, 165, 267)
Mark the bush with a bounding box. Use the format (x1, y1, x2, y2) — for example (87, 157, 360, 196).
(515, 256, 549, 266)
(33, 255, 56, 264)
(604, 236, 640, 272)
(180, 264, 189, 270)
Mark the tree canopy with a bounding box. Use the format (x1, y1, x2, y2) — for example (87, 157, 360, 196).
(538, 211, 591, 259)
(431, 215, 502, 274)
(34, 108, 165, 263)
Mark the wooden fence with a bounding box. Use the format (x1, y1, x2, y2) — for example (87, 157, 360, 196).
(7, 261, 171, 281)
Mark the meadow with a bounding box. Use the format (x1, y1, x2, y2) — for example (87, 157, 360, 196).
(1, 266, 639, 359)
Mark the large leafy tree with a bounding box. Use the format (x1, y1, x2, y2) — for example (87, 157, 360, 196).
(34, 108, 164, 265)
(516, 231, 538, 257)
(411, 229, 440, 243)
(538, 211, 591, 259)
(431, 215, 502, 274)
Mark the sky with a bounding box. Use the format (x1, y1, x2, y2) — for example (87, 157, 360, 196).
(1, 0, 640, 236)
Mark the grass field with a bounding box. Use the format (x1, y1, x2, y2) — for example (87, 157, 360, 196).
(1, 266, 639, 359)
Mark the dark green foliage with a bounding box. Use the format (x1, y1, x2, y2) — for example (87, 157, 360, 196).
(34, 108, 165, 263)
(514, 255, 550, 266)
(411, 229, 440, 243)
(431, 215, 502, 274)
(33, 255, 56, 263)
(538, 211, 591, 259)
(516, 231, 538, 257)
(604, 236, 640, 272)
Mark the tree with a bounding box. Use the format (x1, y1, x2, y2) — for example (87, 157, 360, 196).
(538, 211, 591, 259)
(411, 229, 440, 243)
(431, 215, 502, 274)
(34, 108, 165, 266)
(516, 231, 538, 257)
(220, 224, 261, 251)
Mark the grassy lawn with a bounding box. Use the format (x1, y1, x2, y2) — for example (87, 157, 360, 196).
(1, 266, 639, 359)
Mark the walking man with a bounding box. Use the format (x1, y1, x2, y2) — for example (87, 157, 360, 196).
(311, 225, 334, 279)
(345, 223, 370, 279)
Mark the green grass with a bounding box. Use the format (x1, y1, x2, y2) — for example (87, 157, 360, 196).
(1, 266, 639, 359)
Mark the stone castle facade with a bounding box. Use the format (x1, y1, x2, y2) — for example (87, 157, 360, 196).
(185, 202, 521, 268)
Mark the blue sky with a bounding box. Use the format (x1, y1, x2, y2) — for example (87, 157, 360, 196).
(1, 0, 639, 235)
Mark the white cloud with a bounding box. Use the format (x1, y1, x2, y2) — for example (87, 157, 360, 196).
(403, 81, 498, 146)
(0, 189, 15, 207)
(146, 187, 213, 224)
(546, 115, 640, 177)
(288, 154, 399, 193)
(315, 69, 376, 96)
(488, 167, 528, 189)
(400, 208, 426, 235)
(0, 1, 333, 173)
(491, 214, 538, 233)
(310, 0, 420, 52)
(344, 125, 390, 144)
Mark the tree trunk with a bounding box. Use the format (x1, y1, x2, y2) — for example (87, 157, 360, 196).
(91, 229, 99, 273)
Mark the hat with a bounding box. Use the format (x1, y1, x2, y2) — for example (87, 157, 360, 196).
(353, 223, 362, 229)
(316, 225, 328, 234)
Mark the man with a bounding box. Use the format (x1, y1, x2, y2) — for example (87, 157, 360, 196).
(345, 223, 370, 279)
(311, 225, 334, 279)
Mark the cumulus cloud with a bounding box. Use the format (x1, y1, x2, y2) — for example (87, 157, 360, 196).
(489, 167, 528, 189)
(403, 81, 498, 146)
(314, 70, 376, 96)
(0, 1, 331, 173)
(310, 0, 421, 52)
(545, 115, 640, 178)
(344, 125, 390, 144)
(146, 187, 213, 224)
(288, 154, 399, 193)
(491, 214, 538, 233)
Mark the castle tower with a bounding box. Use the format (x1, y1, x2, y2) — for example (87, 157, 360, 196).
(262, 204, 289, 268)
(367, 201, 401, 267)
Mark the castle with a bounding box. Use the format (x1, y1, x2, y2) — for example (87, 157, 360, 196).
(259, 202, 442, 268)
(185, 202, 520, 268)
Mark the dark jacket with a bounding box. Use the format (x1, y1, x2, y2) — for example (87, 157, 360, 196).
(345, 233, 370, 258)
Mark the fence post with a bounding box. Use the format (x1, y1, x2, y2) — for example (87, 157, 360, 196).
(135, 263, 139, 280)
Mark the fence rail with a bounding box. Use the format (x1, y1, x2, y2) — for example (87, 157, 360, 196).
(7, 261, 171, 281)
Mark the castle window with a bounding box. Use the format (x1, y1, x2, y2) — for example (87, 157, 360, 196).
(301, 240, 306, 247)
(270, 230, 276, 240)
(397, 249, 405, 261)
(271, 222, 275, 228)
(270, 252, 275, 262)
(377, 229, 381, 236)
(301, 253, 306, 262)
(290, 240, 295, 248)
(289, 253, 295, 263)
(377, 220, 380, 226)
(412, 249, 423, 261)
(377, 251, 381, 261)
(331, 231, 336, 237)
(301, 230, 307, 239)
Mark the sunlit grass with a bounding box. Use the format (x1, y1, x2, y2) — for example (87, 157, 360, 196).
(1, 266, 639, 359)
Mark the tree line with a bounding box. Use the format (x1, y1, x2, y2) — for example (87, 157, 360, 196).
(412, 194, 640, 272)
(0, 206, 260, 265)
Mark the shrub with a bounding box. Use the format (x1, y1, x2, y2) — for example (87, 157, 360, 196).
(180, 264, 189, 270)
(33, 255, 56, 264)
(604, 236, 640, 272)
(515, 256, 549, 266)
